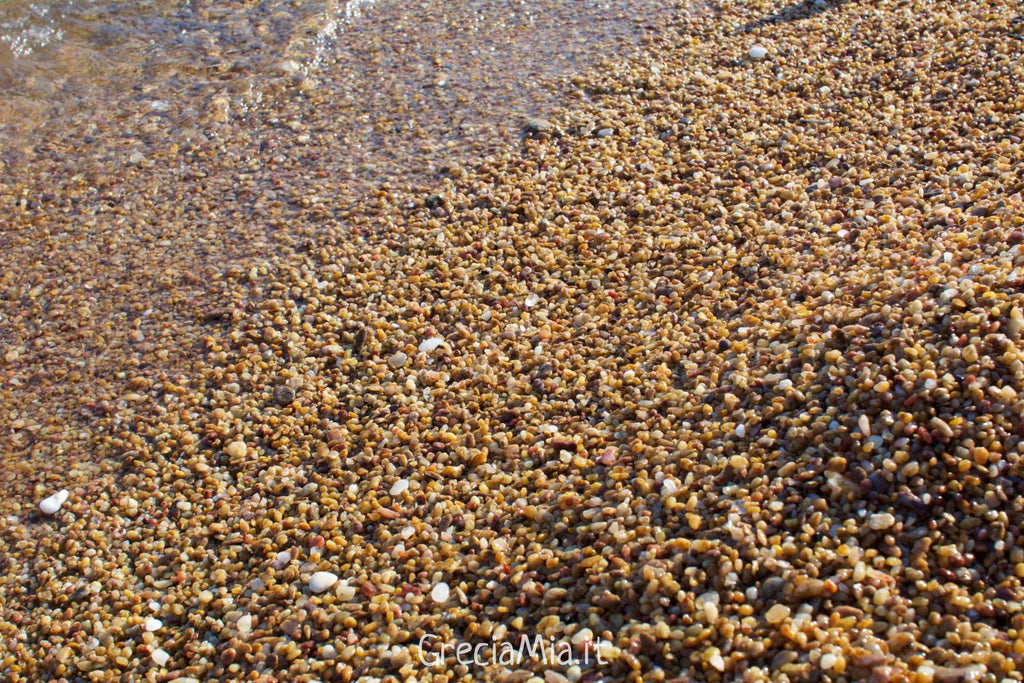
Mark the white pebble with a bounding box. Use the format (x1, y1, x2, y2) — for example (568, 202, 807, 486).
(749, 45, 768, 59)
(236, 614, 252, 634)
(858, 414, 871, 436)
(272, 550, 292, 570)
(570, 628, 594, 646)
(151, 648, 170, 666)
(661, 478, 679, 496)
(704, 601, 720, 623)
(309, 571, 339, 593)
(696, 591, 720, 607)
(418, 336, 445, 353)
(866, 512, 896, 530)
(525, 293, 541, 308)
(39, 490, 69, 515)
(735, 424, 746, 438)
(389, 479, 409, 496)
(431, 582, 450, 603)
(401, 525, 415, 539)
(144, 617, 162, 632)
(225, 441, 247, 459)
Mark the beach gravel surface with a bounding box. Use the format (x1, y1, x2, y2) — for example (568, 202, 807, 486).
(1, 0, 1024, 681)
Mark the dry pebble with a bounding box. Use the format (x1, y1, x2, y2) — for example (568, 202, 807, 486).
(765, 604, 791, 625)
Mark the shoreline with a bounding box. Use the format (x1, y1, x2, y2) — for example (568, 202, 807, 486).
(0, 0, 662, 486)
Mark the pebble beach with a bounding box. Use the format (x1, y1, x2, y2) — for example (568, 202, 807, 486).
(2, 0, 1024, 681)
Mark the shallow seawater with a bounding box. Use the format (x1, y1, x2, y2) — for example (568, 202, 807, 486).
(0, 0, 661, 176)
(0, 0, 337, 129)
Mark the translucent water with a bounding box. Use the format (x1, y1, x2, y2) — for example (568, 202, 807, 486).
(0, 0, 663, 160)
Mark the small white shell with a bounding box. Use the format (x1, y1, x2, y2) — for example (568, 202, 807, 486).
(418, 336, 445, 353)
(39, 490, 69, 515)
